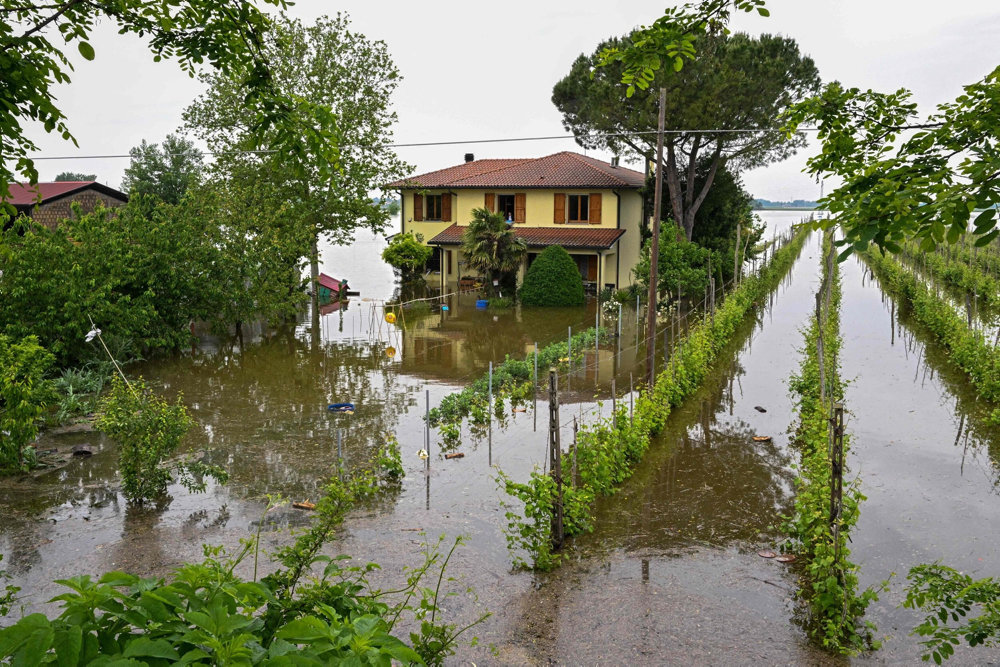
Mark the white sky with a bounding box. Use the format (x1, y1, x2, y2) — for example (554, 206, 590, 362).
(25, 0, 1000, 201)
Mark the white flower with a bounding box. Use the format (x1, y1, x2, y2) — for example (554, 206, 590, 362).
(85, 327, 101, 343)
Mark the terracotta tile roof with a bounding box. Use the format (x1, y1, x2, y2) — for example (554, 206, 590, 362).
(388, 152, 645, 189)
(4, 182, 126, 207)
(428, 223, 626, 250)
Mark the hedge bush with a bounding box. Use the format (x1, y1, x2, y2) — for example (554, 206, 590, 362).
(519, 245, 585, 306)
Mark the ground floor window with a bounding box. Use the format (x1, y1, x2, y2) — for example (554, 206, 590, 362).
(571, 253, 598, 281)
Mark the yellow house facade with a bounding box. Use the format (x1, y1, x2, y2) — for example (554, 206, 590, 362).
(388, 151, 646, 292)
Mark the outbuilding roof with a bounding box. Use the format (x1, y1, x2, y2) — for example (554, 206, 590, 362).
(427, 223, 626, 250)
(388, 152, 645, 190)
(5, 181, 128, 207)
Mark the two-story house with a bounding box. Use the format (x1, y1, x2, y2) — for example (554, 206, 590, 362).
(388, 151, 646, 292)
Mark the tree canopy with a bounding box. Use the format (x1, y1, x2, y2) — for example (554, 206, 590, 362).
(121, 135, 204, 205)
(783, 68, 1000, 257)
(184, 12, 408, 247)
(554, 31, 819, 240)
(54, 171, 95, 182)
(0, 0, 341, 219)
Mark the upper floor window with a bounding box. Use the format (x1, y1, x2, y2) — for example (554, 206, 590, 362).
(412, 192, 450, 222)
(554, 192, 602, 224)
(497, 194, 516, 221)
(567, 194, 589, 223)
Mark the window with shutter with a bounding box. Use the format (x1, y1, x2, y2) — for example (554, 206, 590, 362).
(413, 193, 423, 222)
(425, 195, 443, 220)
(485, 192, 495, 212)
(441, 193, 452, 222)
(589, 193, 602, 224)
(497, 194, 515, 221)
(514, 193, 526, 223)
(554, 193, 566, 224)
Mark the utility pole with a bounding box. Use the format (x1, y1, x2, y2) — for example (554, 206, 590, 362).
(646, 87, 667, 386)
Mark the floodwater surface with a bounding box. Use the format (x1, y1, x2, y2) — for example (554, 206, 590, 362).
(14, 212, 997, 663)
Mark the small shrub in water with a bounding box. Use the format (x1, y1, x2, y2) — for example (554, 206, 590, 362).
(97, 375, 226, 504)
(519, 245, 585, 307)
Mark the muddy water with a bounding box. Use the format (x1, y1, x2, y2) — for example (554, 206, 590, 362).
(842, 258, 1000, 665)
(1, 211, 840, 662)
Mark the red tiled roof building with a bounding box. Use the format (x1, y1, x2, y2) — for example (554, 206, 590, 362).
(4, 182, 128, 230)
(391, 152, 647, 292)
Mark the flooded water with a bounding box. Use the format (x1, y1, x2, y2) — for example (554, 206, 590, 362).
(4, 211, 999, 663)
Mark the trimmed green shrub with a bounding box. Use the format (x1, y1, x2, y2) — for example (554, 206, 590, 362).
(519, 245, 585, 306)
(382, 231, 432, 279)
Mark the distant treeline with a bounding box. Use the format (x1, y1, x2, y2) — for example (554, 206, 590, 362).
(753, 198, 818, 210)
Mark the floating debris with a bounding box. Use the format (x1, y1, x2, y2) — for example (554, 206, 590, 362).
(417, 449, 428, 460)
(754, 406, 767, 413)
(444, 452, 465, 460)
(757, 550, 777, 559)
(511, 407, 527, 413)
(776, 554, 797, 563)
(752, 435, 772, 443)
(292, 501, 316, 510)
(328, 403, 355, 413)
(71, 444, 94, 457)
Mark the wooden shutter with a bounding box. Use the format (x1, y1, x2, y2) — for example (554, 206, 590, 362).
(485, 192, 495, 212)
(441, 193, 452, 222)
(589, 193, 602, 224)
(587, 255, 598, 281)
(553, 193, 565, 224)
(413, 193, 423, 222)
(514, 193, 526, 223)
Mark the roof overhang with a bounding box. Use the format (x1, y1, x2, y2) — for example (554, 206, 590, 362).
(427, 224, 625, 250)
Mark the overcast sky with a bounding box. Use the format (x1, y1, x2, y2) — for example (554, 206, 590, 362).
(25, 0, 1000, 201)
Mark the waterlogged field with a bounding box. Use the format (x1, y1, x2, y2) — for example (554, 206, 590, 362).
(3, 212, 1000, 663)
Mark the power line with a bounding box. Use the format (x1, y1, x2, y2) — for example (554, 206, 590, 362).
(26, 127, 821, 161)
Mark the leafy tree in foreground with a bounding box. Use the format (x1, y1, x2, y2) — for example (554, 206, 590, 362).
(120, 134, 204, 205)
(1, 0, 341, 220)
(633, 233, 714, 301)
(783, 68, 1000, 257)
(520, 245, 585, 307)
(53, 171, 95, 182)
(460, 208, 527, 297)
(554, 30, 818, 241)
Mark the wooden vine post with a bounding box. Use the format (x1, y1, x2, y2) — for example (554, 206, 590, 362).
(548, 368, 564, 550)
(829, 401, 845, 559)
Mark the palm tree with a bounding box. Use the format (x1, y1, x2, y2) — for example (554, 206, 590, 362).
(461, 207, 527, 296)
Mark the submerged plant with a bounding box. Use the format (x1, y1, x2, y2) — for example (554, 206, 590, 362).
(96, 375, 227, 504)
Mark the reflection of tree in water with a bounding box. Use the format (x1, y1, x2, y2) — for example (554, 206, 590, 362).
(885, 289, 1000, 486)
(144, 324, 417, 502)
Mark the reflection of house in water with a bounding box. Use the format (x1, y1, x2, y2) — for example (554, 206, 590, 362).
(398, 293, 644, 390)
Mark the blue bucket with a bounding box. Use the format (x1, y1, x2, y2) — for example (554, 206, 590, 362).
(476, 299, 489, 309)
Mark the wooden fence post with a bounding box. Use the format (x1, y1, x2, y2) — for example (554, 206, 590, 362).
(548, 368, 564, 550)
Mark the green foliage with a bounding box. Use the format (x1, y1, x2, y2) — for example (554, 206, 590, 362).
(519, 245, 585, 307)
(633, 231, 714, 300)
(428, 327, 607, 431)
(903, 563, 1000, 663)
(784, 67, 1000, 256)
(0, 335, 54, 474)
(120, 134, 204, 205)
(51, 366, 110, 425)
(0, 554, 16, 618)
(0, 0, 337, 221)
(96, 375, 227, 505)
(594, 0, 771, 96)
(865, 250, 1000, 420)
(53, 172, 95, 182)
(689, 166, 766, 278)
(500, 226, 808, 570)
(897, 241, 1000, 310)
(382, 232, 433, 278)
(558, 16, 818, 239)
(184, 13, 409, 249)
(783, 234, 878, 653)
(460, 208, 527, 296)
